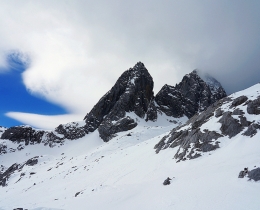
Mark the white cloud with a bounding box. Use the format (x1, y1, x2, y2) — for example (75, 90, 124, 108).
(1, 0, 260, 128)
(6, 112, 83, 130)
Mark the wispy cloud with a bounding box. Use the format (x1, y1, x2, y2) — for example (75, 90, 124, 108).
(6, 112, 83, 130)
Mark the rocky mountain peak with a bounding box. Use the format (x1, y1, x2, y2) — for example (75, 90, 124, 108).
(146, 69, 227, 121)
(85, 62, 154, 141)
(0, 62, 154, 144)
(0, 63, 226, 144)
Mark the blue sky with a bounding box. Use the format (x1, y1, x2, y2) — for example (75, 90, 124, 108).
(0, 53, 67, 128)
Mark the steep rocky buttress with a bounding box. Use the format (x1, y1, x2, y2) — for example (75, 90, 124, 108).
(146, 70, 227, 121)
(84, 62, 154, 141)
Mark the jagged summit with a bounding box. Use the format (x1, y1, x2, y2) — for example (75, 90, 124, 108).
(146, 69, 227, 120)
(194, 69, 226, 98)
(84, 62, 154, 141)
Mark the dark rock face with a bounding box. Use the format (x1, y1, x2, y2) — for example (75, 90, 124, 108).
(238, 168, 248, 178)
(238, 170, 246, 178)
(0, 163, 20, 186)
(0, 156, 39, 187)
(215, 108, 224, 117)
(1, 126, 44, 145)
(219, 112, 243, 138)
(247, 98, 260, 115)
(154, 85, 184, 118)
(55, 122, 87, 140)
(163, 177, 172, 185)
(147, 70, 226, 120)
(99, 117, 137, 142)
(232, 108, 245, 115)
(231, 96, 248, 108)
(154, 98, 228, 158)
(93, 62, 154, 141)
(145, 98, 158, 122)
(25, 156, 39, 166)
(243, 123, 260, 137)
(0, 143, 7, 155)
(248, 168, 260, 181)
(155, 125, 222, 161)
(1, 123, 88, 147)
(155, 87, 260, 161)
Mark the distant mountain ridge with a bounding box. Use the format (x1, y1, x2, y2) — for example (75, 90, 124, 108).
(0, 62, 226, 143)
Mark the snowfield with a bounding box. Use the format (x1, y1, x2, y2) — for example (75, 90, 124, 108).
(1, 85, 260, 210)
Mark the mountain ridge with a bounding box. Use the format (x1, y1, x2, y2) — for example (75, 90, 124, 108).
(0, 62, 226, 143)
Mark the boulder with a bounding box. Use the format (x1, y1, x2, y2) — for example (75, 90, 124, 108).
(219, 112, 243, 138)
(232, 108, 245, 115)
(247, 98, 260, 115)
(230, 95, 248, 108)
(248, 167, 260, 181)
(25, 157, 39, 166)
(243, 123, 260, 137)
(163, 177, 172, 185)
(238, 168, 248, 178)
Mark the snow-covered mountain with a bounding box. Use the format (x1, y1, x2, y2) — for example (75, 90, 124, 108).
(1, 63, 260, 210)
(0, 62, 226, 145)
(155, 83, 260, 160)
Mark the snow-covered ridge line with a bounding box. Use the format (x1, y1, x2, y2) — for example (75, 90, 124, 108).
(155, 83, 260, 162)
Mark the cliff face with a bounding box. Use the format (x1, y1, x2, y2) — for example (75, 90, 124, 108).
(146, 70, 227, 121)
(84, 62, 154, 141)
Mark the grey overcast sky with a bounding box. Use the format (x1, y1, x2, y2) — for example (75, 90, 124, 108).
(0, 0, 260, 128)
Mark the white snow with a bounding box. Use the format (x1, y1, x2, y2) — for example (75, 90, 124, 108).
(0, 84, 260, 210)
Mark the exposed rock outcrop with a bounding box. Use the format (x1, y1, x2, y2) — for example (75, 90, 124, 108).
(163, 177, 172, 185)
(238, 168, 248, 178)
(146, 70, 226, 121)
(98, 117, 137, 142)
(230, 95, 248, 108)
(0, 156, 39, 187)
(248, 168, 260, 181)
(1, 126, 45, 145)
(155, 88, 260, 162)
(247, 98, 260, 115)
(219, 112, 244, 138)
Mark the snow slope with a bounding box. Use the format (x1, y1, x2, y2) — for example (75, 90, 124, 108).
(1, 86, 260, 210)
